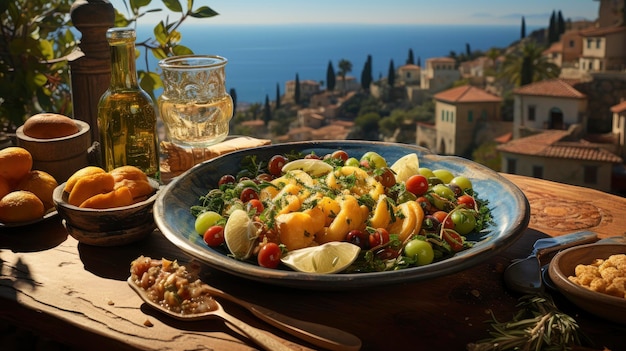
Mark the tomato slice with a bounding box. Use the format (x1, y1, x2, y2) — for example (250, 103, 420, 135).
(442, 229, 464, 252)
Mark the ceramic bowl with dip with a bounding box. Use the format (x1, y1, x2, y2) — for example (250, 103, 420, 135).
(549, 243, 626, 324)
(52, 178, 160, 246)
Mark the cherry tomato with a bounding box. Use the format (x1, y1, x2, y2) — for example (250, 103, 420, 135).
(218, 174, 236, 186)
(403, 239, 434, 266)
(369, 228, 390, 248)
(450, 209, 476, 235)
(457, 194, 476, 209)
(268, 155, 288, 176)
(247, 199, 264, 214)
(256, 173, 273, 182)
(405, 174, 429, 196)
(377, 167, 396, 187)
(304, 153, 320, 160)
(240, 187, 259, 202)
(257, 242, 281, 268)
(442, 229, 464, 252)
(331, 150, 349, 162)
(416, 196, 433, 214)
(203, 225, 225, 247)
(432, 211, 454, 229)
(346, 229, 368, 249)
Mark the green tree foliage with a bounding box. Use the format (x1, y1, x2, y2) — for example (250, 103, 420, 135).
(465, 43, 471, 57)
(263, 94, 271, 125)
(326, 61, 336, 92)
(387, 59, 395, 87)
(275, 83, 281, 109)
(353, 112, 381, 140)
(338, 59, 352, 94)
(360, 55, 372, 91)
(557, 10, 565, 37)
(548, 10, 558, 44)
(521, 16, 526, 39)
(472, 141, 501, 171)
(499, 40, 560, 87)
(294, 73, 301, 104)
(0, 0, 75, 129)
(407, 49, 414, 65)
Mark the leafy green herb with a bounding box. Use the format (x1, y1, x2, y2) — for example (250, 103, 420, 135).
(467, 295, 584, 351)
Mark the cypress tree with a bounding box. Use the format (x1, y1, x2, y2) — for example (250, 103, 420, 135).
(407, 49, 415, 65)
(557, 10, 565, 36)
(417, 56, 421, 67)
(229, 88, 237, 115)
(294, 73, 301, 105)
(548, 10, 557, 43)
(263, 94, 271, 125)
(326, 61, 336, 92)
(361, 55, 372, 91)
(465, 43, 471, 57)
(387, 59, 395, 87)
(521, 16, 526, 39)
(275, 83, 281, 109)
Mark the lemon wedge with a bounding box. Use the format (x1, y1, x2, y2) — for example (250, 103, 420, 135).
(282, 159, 333, 177)
(280, 242, 361, 274)
(390, 153, 420, 183)
(224, 209, 258, 260)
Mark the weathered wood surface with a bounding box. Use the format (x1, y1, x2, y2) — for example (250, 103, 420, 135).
(1, 174, 626, 351)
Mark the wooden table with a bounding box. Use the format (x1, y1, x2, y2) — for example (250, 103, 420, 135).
(1, 173, 626, 351)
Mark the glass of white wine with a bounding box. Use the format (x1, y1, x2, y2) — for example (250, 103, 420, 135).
(158, 55, 234, 148)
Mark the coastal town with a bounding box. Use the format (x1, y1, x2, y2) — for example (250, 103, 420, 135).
(234, 0, 626, 195)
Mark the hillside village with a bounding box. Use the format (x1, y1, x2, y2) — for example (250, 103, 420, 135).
(235, 0, 626, 195)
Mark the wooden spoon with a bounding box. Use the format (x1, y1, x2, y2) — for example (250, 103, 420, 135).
(128, 277, 296, 351)
(128, 277, 361, 351)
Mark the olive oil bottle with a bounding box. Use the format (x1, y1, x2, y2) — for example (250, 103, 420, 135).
(97, 27, 159, 180)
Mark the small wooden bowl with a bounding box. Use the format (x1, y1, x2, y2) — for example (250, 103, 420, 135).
(548, 243, 626, 324)
(52, 179, 160, 246)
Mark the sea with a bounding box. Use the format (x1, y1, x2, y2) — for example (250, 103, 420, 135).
(136, 23, 537, 104)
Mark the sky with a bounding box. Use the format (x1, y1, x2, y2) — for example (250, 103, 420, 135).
(110, 0, 599, 26)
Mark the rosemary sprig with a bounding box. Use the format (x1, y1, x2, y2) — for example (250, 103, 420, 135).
(467, 295, 583, 351)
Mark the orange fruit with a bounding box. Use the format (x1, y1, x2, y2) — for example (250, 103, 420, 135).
(114, 179, 154, 200)
(0, 176, 10, 199)
(0, 147, 32, 186)
(79, 186, 133, 209)
(67, 172, 115, 207)
(0, 190, 45, 223)
(16, 170, 58, 211)
(109, 165, 148, 182)
(64, 166, 106, 193)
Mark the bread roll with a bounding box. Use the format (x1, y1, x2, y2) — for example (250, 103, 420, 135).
(22, 113, 80, 139)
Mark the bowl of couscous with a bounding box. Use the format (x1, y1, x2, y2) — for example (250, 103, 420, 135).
(548, 242, 626, 324)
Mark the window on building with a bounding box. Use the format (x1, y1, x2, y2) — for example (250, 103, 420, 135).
(587, 38, 593, 49)
(441, 110, 444, 121)
(528, 105, 536, 121)
(468, 110, 473, 122)
(451, 112, 454, 123)
(583, 165, 598, 184)
(568, 39, 575, 48)
(532, 166, 543, 179)
(596, 38, 601, 49)
(507, 158, 517, 173)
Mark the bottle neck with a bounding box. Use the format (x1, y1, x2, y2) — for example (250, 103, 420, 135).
(109, 38, 139, 90)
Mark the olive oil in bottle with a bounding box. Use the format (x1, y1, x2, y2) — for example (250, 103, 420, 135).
(97, 27, 160, 180)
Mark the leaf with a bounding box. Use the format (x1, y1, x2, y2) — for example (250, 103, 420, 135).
(153, 21, 167, 45)
(130, 0, 152, 12)
(163, 0, 183, 12)
(150, 47, 168, 60)
(190, 6, 219, 18)
(139, 71, 162, 100)
(33, 73, 48, 88)
(172, 45, 193, 56)
(114, 11, 130, 27)
(38, 40, 55, 60)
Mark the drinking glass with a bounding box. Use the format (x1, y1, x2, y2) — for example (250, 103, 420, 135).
(158, 55, 233, 148)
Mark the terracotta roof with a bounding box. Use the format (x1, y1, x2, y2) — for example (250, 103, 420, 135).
(580, 25, 626, 37)
(399, 64, 420, 70)
(543, 42, 562, 54)
(497, 130, 623, 163)
(611, 100, 626, 113)
(513, 79, 586, 99)
(433, 85, 502, 103)
(427, 57, 455, 63)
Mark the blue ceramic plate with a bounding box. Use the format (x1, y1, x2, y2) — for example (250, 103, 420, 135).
(155, 141, 530, 289)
